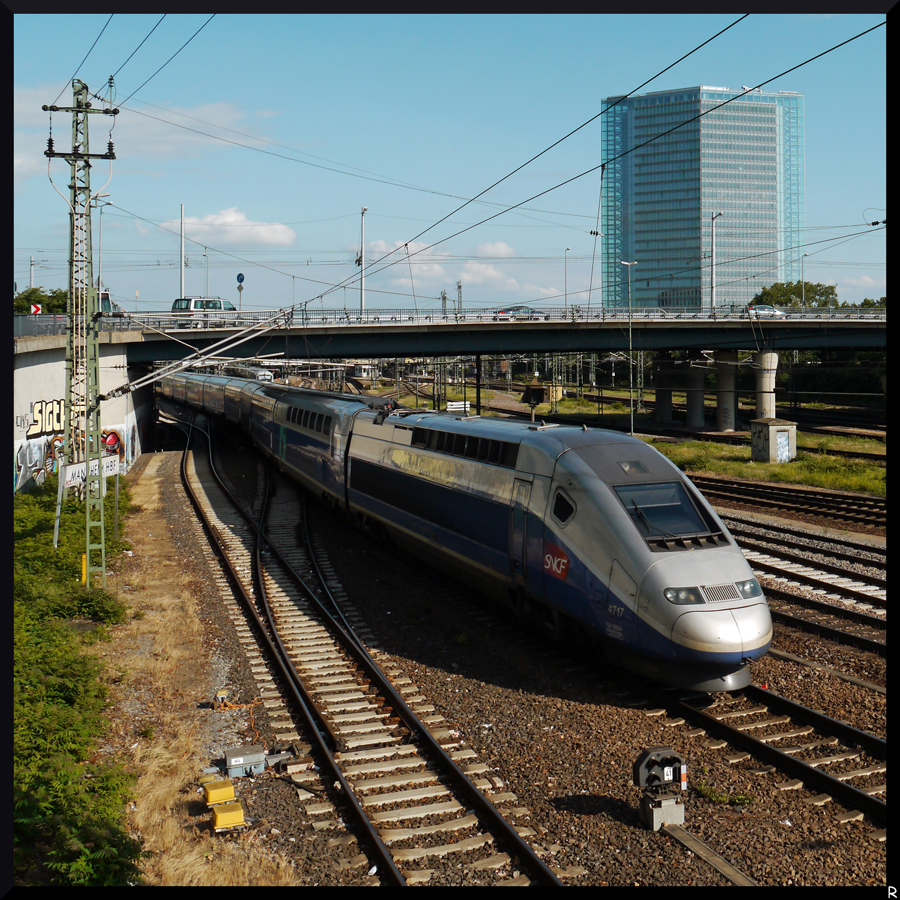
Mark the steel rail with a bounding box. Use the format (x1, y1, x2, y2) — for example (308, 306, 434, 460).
(764, 585, 886, 631)
(744, 553, 886, 609)
(181, 417, 408, 885)
(723, 520, 885, 562)
(268, 490, 565, 886)
(741, 533, 888, 585)
(740, 686, 886, 758)
(688, 478, 885, 528)
(657, 688, 887, 827)
(192, 419, 563, 886)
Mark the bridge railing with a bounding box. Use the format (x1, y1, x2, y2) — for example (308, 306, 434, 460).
(14, 304, 885, 338)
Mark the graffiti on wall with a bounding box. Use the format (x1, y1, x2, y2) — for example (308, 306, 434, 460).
(14, 396, 139, 492)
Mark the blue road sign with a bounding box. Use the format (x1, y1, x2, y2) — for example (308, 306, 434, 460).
(237, 273, 245, 284)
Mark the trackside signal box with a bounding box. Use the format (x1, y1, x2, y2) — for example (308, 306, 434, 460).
(225, 744, 266, 778)
(750, 418, 797, 463)
(633, 747, 687, 831)
(212, 802, 245, 833)
(204, 780, 236, 806)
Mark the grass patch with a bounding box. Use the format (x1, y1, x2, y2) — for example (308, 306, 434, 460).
(14, 475, 144, 886)
(642, 438, 885, 496)
(796, 432, 884, 457)
(693, 778, 754, 807)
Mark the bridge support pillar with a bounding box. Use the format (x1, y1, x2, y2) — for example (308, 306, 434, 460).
(715, 350, 739, 432)
(652, 353, 675, 425)
(753, 351, 779, 419)
(475, 354, 482, 415)
(684, 362, 707, 429)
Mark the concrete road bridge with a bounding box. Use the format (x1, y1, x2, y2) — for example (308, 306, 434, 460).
(13, 305, 885, 489)
(14, 304, 886, 360)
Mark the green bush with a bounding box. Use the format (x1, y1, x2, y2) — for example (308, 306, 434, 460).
(14, 475, 144, 885)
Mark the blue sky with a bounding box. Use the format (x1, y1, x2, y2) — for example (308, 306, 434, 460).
(14, 13, 886, 313)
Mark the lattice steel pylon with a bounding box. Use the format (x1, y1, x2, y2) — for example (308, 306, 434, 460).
(550, 354, 561, 415)
(44, 80, 118, 588)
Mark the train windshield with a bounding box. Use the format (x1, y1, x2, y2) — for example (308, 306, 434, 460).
(613, 482, 707, 537)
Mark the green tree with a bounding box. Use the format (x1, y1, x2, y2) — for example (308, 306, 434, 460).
(753, 281, 839, 308)
(14, 287, 68, 315)
(856, 296, 886, 308)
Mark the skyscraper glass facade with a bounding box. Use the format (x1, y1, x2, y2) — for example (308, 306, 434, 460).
(601, 86, 805, 310)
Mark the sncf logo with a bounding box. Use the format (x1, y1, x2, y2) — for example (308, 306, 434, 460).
(543, 541, 570, 580)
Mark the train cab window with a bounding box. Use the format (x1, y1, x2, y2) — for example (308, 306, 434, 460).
(552, 490, 576, 526)
(613, 482, 707, 538)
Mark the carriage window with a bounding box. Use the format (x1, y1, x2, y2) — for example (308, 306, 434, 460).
(552, 491, 576, 525)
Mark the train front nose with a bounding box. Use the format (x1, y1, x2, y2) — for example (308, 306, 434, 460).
(671, 602, 772, 662)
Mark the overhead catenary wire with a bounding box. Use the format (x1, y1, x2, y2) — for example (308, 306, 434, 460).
(106, 16, 749, 231)
(398, 15, 751, 251)
(119, 14, 216, 106)
(111, 14, 167, 80)
(104, 201, 439, 305)
(328, 19, 885, 307)
(34, 19, 883, 310)
(50, 14, 113, 106)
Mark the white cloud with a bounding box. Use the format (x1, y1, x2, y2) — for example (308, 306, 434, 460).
(118, 101, 271, 160)
(14, 86, 279, 186)
(368, 238, 431, 257)
(459, 261, 507, 285)
(162, 207, 296, 247)
(475, 241, 515, 258)
(368, 239, 448, 286)
(524, 283, 559, 298)
(840, 274, 885, 290)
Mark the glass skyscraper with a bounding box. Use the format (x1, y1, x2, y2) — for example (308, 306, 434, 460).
(601, 86, 804, 310)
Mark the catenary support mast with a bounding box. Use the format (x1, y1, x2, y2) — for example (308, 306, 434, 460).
(44, 80, 118, 587)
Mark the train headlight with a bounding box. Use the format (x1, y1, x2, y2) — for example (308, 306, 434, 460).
(735, 578, 763, 599)
(663, 586, 704, 605)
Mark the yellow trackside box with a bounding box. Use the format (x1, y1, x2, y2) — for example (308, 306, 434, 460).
(204, 780, 235, 806)
(212, 802, 245, 833)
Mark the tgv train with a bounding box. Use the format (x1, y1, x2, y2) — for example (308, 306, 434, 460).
(158, 372, 772, 691)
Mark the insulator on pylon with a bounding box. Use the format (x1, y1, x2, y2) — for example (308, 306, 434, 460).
(45, 136, 54, 156)
(107, 141, 115, 158)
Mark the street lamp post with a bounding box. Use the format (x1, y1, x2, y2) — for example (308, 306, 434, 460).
(801, 253, 808, 306)
(203, 247, 209, 297)
(565, 247, 570, 315)
(711, 212, 722, 313)
(620, 260, 637, 436)
(91, 193, 111, 299)
(360, 206, 368, 316)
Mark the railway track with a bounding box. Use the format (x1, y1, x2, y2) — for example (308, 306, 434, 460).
(473, 391, 886, 462)
(715, 516, 887, 655)
(155, 403, 885, 885)
(763, 585, 886, 657)
(734, 538, 886, 610)
(644, 684, 887, 836)
(687, 475, 885, 529)
(181, 415, 565, 886)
